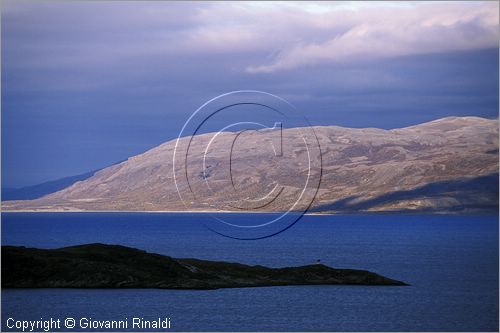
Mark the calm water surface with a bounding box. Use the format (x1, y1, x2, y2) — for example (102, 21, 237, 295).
(1, 213, 498, 331)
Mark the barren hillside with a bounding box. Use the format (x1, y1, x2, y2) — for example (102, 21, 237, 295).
(3, 116, 498, 213)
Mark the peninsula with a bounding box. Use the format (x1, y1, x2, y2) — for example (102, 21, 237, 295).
(2, 244, 407, 289)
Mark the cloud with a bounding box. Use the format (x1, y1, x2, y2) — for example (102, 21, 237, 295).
(245, 2, 499, 72)
(2, 1, 497, 84)
(1, 1, 498, 96)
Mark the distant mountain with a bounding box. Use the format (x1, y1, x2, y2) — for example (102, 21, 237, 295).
(2, 169, 100, 201)
(3, 116, 498, 213)
(1, 159, 126, 201)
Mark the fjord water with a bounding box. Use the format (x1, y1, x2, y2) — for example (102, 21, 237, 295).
(1, 213, 498, 332)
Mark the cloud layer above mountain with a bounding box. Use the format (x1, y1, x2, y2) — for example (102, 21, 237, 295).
(3, 2, 498, 76)
(2, 1, 499, 187)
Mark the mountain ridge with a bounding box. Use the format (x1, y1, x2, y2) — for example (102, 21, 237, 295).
(2, 116, 498, 213)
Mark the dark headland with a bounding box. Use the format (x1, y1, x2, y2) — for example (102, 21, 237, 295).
(2, 244, 407, 289)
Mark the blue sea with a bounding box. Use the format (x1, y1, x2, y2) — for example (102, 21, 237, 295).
(1, 213, 498, 331)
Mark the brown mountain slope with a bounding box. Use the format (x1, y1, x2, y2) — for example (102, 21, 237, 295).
(3, 116, 498, 213)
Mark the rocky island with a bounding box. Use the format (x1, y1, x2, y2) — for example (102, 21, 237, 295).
(2, 244, 407, 289)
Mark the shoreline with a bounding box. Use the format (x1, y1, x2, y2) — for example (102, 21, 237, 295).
(1, 209, 497, 216)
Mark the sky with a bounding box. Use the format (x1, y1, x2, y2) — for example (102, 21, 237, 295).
(2, 1, 499, 188)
